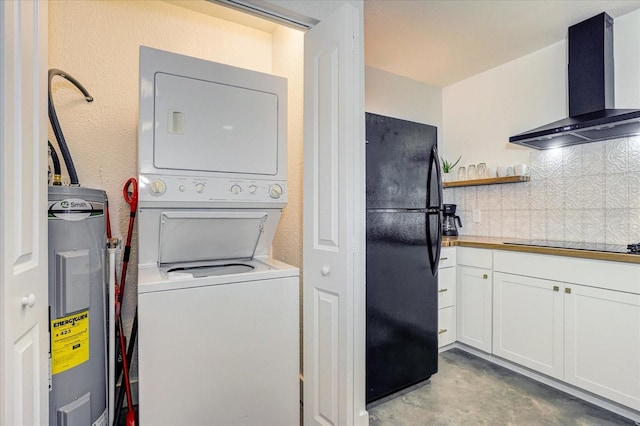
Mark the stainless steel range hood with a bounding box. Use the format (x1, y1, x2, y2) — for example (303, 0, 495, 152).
(510, 13, 640, 150)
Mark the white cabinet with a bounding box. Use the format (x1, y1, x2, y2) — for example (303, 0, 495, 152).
(438, 248, 456, 348)
(456, 248, 492, 353)
(492, 272, 564, 379)
(565, 284, 640, 410)
(493, 250, 640, 411)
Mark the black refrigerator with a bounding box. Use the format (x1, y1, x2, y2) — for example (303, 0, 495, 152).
(366, 112, 443, 404)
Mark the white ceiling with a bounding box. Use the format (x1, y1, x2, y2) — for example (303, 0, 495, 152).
(364, 0, 640, 87)
(169, 0, 640, 88)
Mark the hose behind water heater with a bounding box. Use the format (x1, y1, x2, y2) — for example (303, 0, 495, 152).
(48, 141, 62, 186)
(48, 69, 93, 186)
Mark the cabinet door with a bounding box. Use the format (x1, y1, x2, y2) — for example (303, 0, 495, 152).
(565, 285, 640, 410)
(457, 266, 492, 352)
(493, 273, 564, 379)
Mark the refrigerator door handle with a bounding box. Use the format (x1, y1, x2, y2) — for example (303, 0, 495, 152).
(427, 146, 443, 275)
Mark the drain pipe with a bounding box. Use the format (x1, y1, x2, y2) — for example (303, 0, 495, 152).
(107, 238, 119, 425)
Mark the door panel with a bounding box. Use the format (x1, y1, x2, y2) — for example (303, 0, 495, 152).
(1, 1, 49, 424)
(303, 3, 366, 426)
(315, 45, 340, 250)
(315, 289, 339, 423)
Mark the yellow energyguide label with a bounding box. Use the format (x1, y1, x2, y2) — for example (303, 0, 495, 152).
(51, 310, 89, 375)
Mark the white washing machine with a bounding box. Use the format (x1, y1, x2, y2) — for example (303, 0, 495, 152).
(136, 47, 299, 425)
(137, 210, 299, 426)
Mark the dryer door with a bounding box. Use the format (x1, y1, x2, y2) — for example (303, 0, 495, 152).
(154, 73, 279, 176)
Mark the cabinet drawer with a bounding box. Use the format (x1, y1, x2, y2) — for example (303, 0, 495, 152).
(457, 247, 492, 269)
(438, 306, 456, 347)
(493, 250, 640, 294)
(438, 267, 456, 309)
(439, 247, 456, 269)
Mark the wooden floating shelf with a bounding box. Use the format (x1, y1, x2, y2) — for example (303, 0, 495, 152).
(443, 175, 530, 188)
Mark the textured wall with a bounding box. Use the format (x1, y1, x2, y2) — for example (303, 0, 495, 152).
(49, 0, 280, 380)
(272, 27, 304, 280)
(446, 135, 640, 245)
(271, 25, 305, 372)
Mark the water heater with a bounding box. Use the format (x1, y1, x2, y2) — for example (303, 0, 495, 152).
(48, 186, 108, 426)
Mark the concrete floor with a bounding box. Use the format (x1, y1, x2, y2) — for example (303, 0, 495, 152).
(368, 348, 636, 426)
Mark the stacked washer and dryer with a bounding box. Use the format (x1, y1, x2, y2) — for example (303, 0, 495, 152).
(136, 47, 299, 425)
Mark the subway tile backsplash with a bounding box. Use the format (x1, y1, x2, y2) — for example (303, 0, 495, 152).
(444, 136, 640, 244)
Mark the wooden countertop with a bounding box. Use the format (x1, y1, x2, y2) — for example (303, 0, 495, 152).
(442, 235, 640, 264)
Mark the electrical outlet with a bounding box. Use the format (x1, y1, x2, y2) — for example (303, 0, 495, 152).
(473, 209, 481, 223)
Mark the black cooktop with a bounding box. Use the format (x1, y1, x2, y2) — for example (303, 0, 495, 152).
(504, 239, 640, 254)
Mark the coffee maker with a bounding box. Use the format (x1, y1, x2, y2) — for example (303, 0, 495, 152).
(443, 204, 462, 236)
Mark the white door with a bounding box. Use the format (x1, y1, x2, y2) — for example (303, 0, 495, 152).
(0, 1, 49, 424)
(303, 3, 367, 426)
(492, 273, 564, 379)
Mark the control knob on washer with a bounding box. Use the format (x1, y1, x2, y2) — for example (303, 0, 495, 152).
(149, 180, 166, 196)
(231, 184, 242, 194)
(269, 184, 283, 199)
(195, 183, 205, 193)
(249, 185, 257, 195)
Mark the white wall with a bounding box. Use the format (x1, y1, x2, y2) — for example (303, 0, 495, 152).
(442, 41, 565, 170)
(442, 8, 640, 172)
(615, 9, 640, 108)
(365, 66, 442, 142)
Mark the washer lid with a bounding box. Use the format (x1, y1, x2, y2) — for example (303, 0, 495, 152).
(158, 211, 267, 265)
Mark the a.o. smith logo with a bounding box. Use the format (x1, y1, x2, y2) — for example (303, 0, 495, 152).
(48, 198, 104, 221)
(60, 200, 89, 209)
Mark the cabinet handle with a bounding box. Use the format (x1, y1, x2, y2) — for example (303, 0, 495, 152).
(565, 287, 571, 294)
(438, 288, 448, 293)
(553, 285, 559, 292)
(438, 328, 448, 334)
(482, 274, 488, 279)
(441, 257, 448, 261)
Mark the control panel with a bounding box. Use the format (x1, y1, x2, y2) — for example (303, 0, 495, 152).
(139, 174, 287, 204)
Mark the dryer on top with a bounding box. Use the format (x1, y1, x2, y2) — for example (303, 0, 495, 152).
(137, 46, 288, 207)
